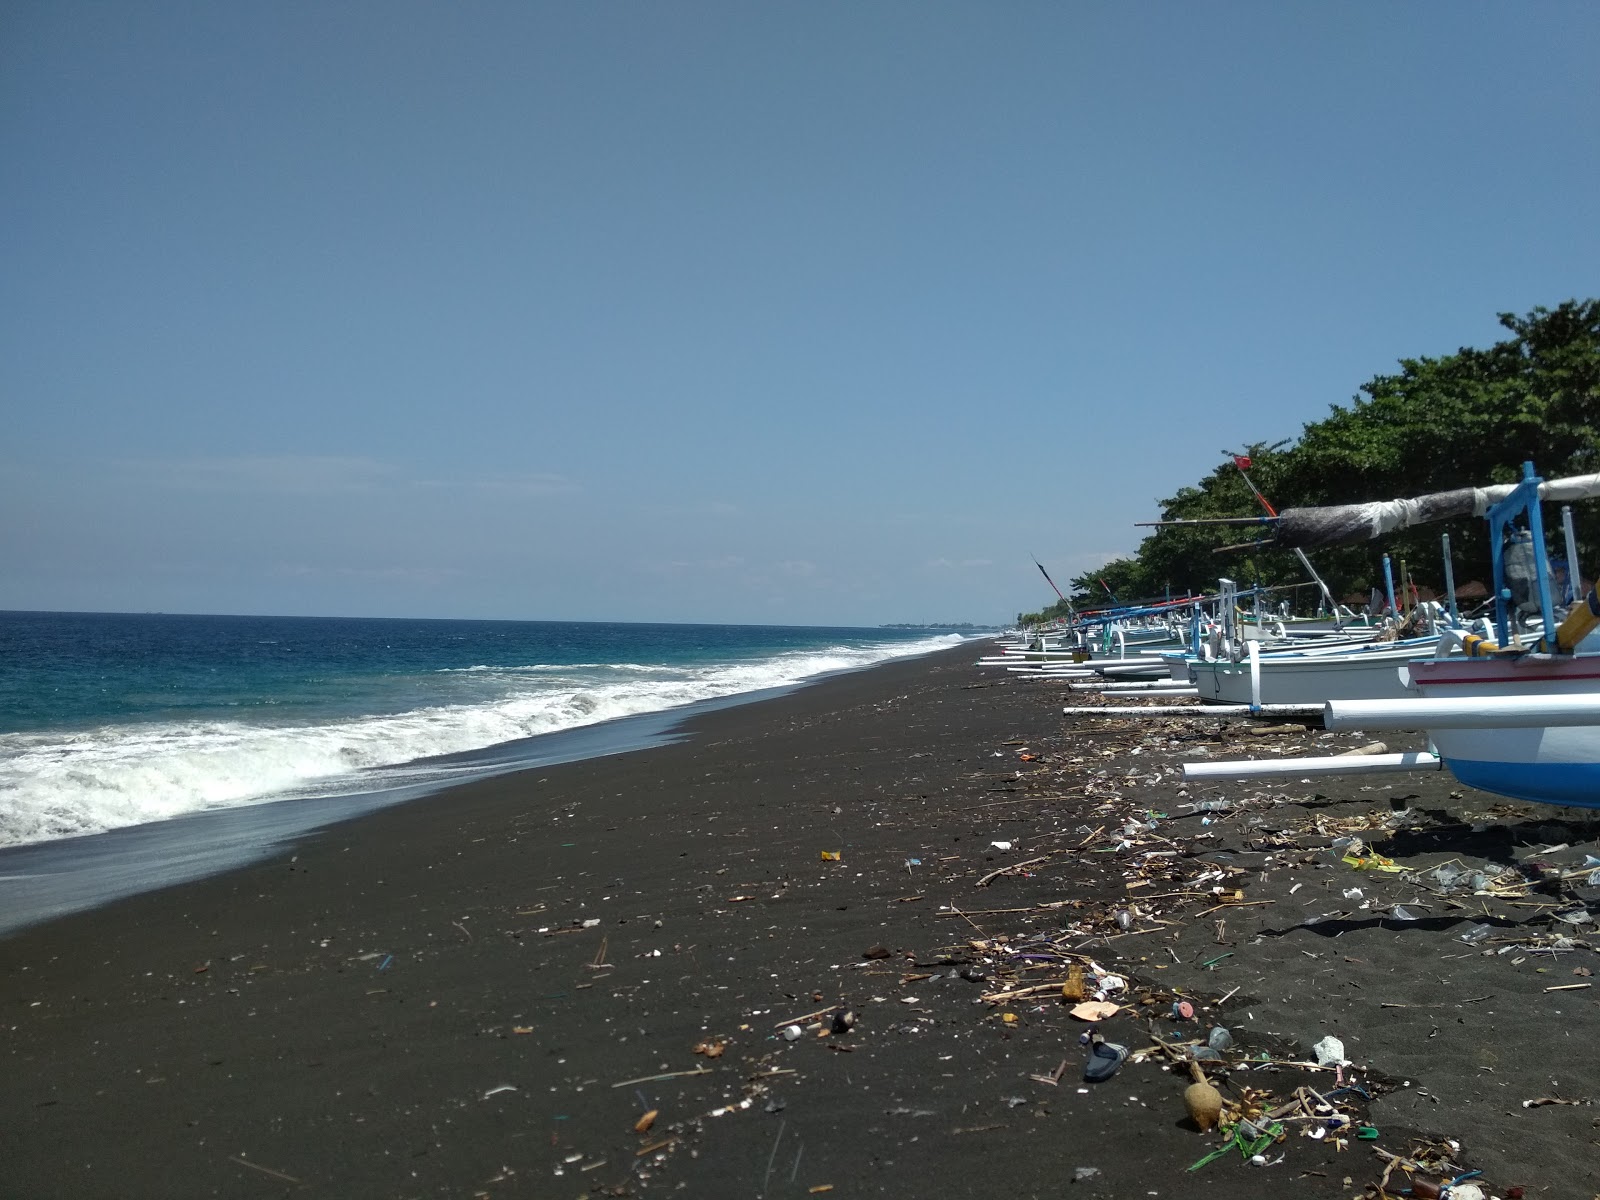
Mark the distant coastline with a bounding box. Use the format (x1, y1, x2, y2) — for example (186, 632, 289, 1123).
(879, 622, 998, 631)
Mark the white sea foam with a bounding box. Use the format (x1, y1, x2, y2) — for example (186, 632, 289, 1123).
(0, 635, 961, 847)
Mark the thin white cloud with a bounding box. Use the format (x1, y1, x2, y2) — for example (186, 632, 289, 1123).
(419, 472, 575, 495)
(271, 562, 463, 585)
(110, 456, 572, 497)
(119, 455, 398, 494)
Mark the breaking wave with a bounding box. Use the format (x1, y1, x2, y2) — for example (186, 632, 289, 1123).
(0, 634, 960, 846)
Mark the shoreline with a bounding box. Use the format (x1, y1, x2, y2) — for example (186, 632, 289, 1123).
(0, 643, 969, 937)
(1, 642, 1595, 1198)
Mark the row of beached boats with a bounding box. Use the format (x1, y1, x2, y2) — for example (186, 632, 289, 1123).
(990, 462, 1600, 811)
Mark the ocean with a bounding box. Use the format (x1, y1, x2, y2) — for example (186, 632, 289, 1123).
(0, 611, 961, 931)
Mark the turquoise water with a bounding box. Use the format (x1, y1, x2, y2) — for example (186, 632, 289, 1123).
(0, 611, 958, 847)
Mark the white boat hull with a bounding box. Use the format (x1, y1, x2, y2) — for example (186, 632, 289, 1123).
(1406, 656, 1600, 809)
(1188, 646, 1426, 706)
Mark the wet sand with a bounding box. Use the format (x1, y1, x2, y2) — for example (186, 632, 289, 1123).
(1, 642, 1596, 1199)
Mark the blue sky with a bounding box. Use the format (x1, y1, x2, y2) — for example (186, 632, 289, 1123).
(3, 3, 1596, 625)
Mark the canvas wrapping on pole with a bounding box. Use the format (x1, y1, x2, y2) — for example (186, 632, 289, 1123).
(1275, 490, 1476, 548)
(1273, 474, 1600, 549)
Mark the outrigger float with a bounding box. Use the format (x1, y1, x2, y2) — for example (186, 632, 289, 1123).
(1183, 463, 1600, 809)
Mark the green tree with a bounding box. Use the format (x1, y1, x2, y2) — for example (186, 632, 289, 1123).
(1040, 301, 1600, 618)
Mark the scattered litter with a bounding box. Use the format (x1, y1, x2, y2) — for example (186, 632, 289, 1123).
(1312, 1036, 1348, 1068)
(1183, 1061, 1222, 1131)
(1083, 1032, 1127, 1082)
(1069, 1001, 1120, 1022)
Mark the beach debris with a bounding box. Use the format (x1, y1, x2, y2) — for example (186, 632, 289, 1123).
(829, 1007, 857, 1034)
(1187, 1119, 1286, 1171)
(819, 850, 841, 861)
(1344, 844, 1408, 876)
(1082, 1031, 1127, 1082)
(862, 944, 892, 959)
(610, 1067, 713, 1088)
(989, 840, 1014, 851)
(1069, 1000, 1119, 1022)
(1071, 1166, 1101, 1182)
(481, 1084, 517, 1099)
(693, 1040, 727, 1058)
(1311, 1036, 1348, 1068)
(781, 1025, 804, 1041)
(634, 1109, 658, 1133)
(1060, 964, 1086, 1001)
(1029, 1058, 1070, 1086)
(1183, 1061, 1223, 1132)
(976, 853, 1049, 886)
(229, 1157, 302, 1185)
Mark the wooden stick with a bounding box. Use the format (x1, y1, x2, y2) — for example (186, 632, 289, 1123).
(229, 1158, 302, 1185)
(976, 856, 1049, 887)
(772, 1006, 836, 1029)
(611, 1067, 713, 1088)
(979, 982, 1079, 1003)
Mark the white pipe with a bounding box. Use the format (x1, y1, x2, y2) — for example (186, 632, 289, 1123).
(1326, 694, 1600, 731)
(1099, 687, 1200, 698)
(1062, 703, 1323, 717)
(1248, 638, 1262, 709)
(1075, 684, 1203, 694)
(1184, 750, 1442, 780)
(1562, 505, 1582, 604)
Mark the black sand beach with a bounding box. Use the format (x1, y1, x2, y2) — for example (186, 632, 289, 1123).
(2, 642, 1596, 1199)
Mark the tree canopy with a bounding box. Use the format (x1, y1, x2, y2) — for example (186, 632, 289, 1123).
(1020, 301, 1600, 626)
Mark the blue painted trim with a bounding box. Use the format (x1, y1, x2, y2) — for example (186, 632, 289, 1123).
(1486, 462, 1554, 645)
(1445, 758, 1600, 809)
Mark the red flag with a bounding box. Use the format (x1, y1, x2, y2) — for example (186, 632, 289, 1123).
(1233, 454, 1252, 470)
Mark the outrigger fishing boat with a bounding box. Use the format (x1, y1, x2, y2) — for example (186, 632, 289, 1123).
(1187, 632, 1445, 706)
(1186, 463, 1600, 809)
